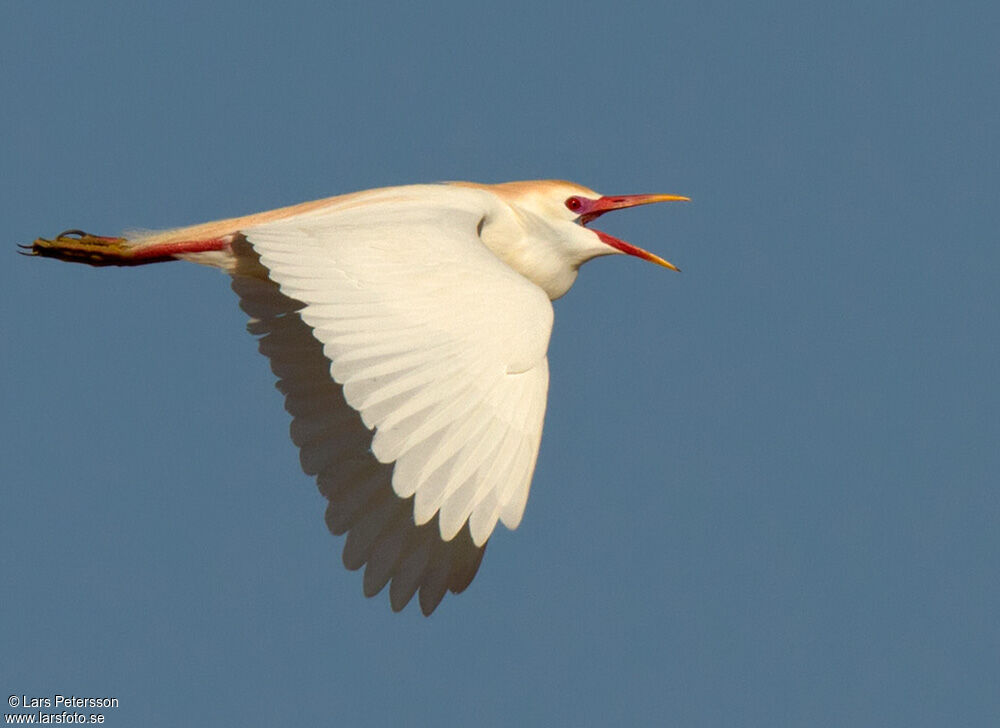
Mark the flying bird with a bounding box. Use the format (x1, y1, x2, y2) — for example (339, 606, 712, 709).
(24, 180, 688, 614)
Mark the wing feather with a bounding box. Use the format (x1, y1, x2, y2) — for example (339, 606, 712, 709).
(231, 259, 490, 615)
(244, 186, 552, 555)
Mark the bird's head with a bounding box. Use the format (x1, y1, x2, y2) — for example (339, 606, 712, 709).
(490, 180, 688, 272)
(449, 180, 688, 298)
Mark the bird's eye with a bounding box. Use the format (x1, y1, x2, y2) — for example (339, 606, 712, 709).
(565, 196, 584, 213)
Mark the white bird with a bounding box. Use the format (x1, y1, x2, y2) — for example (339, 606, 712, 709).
(25, 180, 689, 614)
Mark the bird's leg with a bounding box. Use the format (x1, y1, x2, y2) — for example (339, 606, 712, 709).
(21, 230, 231, 267)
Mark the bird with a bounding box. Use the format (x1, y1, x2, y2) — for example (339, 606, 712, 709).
(23, 180, 689, 615)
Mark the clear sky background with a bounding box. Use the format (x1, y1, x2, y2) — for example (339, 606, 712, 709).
(2, 2, 997, 726)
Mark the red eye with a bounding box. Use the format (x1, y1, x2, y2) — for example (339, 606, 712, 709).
(565, 196, 583, 212)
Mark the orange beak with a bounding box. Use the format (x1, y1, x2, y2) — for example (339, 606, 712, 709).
(582, 194, 689, 272)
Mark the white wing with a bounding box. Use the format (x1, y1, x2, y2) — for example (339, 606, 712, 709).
(231, 261, 489, 615)
(244, 186, 553, 548)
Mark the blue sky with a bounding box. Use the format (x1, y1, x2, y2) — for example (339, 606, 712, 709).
(2, 2, 998, 726)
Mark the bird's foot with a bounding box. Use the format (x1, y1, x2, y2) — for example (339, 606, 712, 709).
(20, 230, 135, 267)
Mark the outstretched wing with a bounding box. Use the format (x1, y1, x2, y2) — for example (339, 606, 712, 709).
(232, 257, 489, 615)
(236, 187, 553, 612)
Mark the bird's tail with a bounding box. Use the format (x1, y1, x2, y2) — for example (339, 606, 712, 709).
(20, 229, 235, 268)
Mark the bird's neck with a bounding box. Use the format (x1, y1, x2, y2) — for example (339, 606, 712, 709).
(479, 208, 581, 300)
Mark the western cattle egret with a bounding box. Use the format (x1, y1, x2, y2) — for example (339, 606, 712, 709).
(24, 180, 688, 614)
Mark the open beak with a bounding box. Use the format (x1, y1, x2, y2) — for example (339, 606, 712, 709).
(582, 193, 689, 272)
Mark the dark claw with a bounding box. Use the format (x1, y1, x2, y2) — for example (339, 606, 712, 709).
(57, 229, 89, 239)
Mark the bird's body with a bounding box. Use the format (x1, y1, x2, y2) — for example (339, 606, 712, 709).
(25, 180, 687, 614)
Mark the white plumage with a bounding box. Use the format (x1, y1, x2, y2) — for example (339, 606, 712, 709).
(247, 187, 553, 546)
(27, 179, 688, 614)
